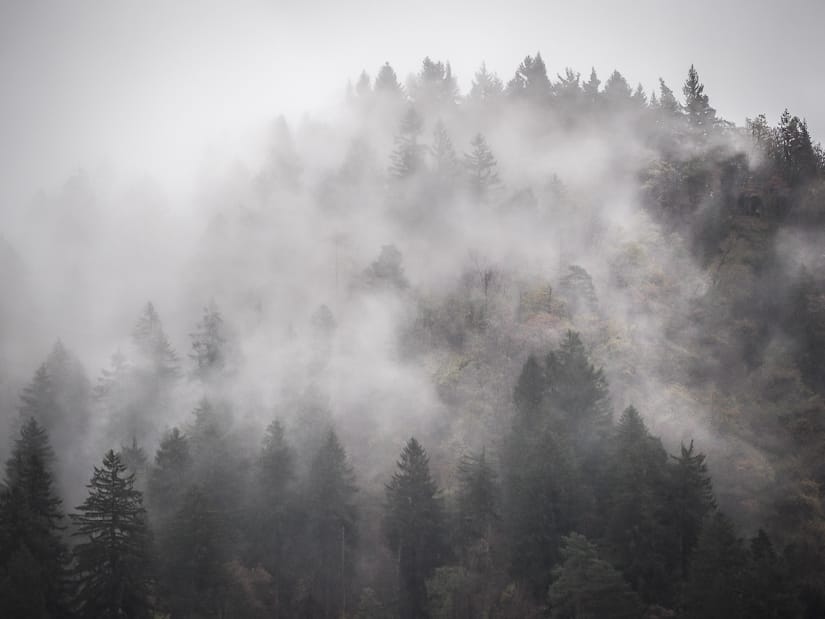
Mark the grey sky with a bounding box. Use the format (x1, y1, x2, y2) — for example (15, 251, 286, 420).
(1, 0, 823, 210)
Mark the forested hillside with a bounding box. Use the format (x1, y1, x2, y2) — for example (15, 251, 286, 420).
(2, 54, 825, 618)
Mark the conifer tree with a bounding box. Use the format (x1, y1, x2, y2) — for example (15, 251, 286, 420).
(455, 449, 499, 551)
(506, 52, 552, 101)
(190, 301, 232, 381)
(430, 120, 460, 183)
(147, 426, 192, 523)
(0, 419, 69, 618)
(684, 512, 747, 619)
(468, 62, 503, 104)
(384, 438, 447, 619)
(682, 64, 716, 132)
(71, 450, 152, 619)
(548, 533, 642, 619)
(375, 62, 403, 96)
(389, 107, 426, 179)
(306, 429, 358, 617)
(667, 440, 716, 578)
(464, 133, 500, 202)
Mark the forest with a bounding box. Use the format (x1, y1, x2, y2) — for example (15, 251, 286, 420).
(2, 53, 825, 618)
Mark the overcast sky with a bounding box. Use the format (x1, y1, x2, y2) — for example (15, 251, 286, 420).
(1, 0, 823, 210)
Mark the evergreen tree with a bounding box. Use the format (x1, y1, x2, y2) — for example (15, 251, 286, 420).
(389, 107, 426, 179)
(305, 429, 358, 617)
(363, 244, 410, 290)
(607, 406, 670, 603)
(455, 449, 499, 557)
(132, 301, 180, 382)
(513, 354, 544, 420)
(355, 70, 371, 97)
(384, 438, 447, 619)
(430, 120, 460, 183)
(506, 52, 552, 101)
(548, 533, 642, 619)
(684, 512, 747, 619)
(409, 57, 458, 108)
(657, 78, 681, 116)
(375, 62, 403, 96)
(190, 301, 233, 381)
(71, 449, 152, 619)
(602, 70, 633, 110)
(582, 67, 601, 109)
(0, 418, 69, 618)
(464, 133, 500, 202)
(468, 62, 503, 104)
(682, 64, 716, 132)
(147, 427, 192, 523)
(744, 529, 798, 618)
(158, 485, 230, 618)
(667, 440, 716, 578)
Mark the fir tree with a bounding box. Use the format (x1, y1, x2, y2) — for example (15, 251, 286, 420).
(464, 133, 500, 202)
(384, 438, 447, 619)
(455, 449, 499, 553)
(430, 120, 460, 183)
(374, 62, 402, 96)
(306, 429, 358, 617)
(190, 301, 232, 381)
(0, 418, 69, 618)
(389, 107, 426, 179)
(147, 427, 192, 523)
(682, 64, 716, 132)
(506, 52, 552, 101)
(468, 62, 503, 104)
(667, 440, 716, 578)
(548, 533, 642, 619)
(71, 450, 152, 619)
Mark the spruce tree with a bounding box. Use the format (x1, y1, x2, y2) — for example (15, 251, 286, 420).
(0, 418, 69, 618)
(667, 440, 716, 578)
(464, 133, 500, 202)
(430, 120, 460, 184)
(71, 449, 152, 619)
(384, 438, 447, 619)
(306, 429, 358, 617)
(455, 449, 499, 559)
(548, 533, 642, 619)
(468, 62, 503, 104)
(390, 107, 426, 179)
(147, 426, 192, 523)
(682, 64, 716, 132)
(190, 301, 232, 381)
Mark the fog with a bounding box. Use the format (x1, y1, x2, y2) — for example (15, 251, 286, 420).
(2, 3, 825, 616)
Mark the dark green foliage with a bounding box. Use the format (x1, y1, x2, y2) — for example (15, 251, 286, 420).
(606, 407, 671, 603)
(682, 64, 716, 132)
(455, 449, 498, 549)
(305, 429, 358, 618)
(0, 419, 69, 618)
(684, 512, 747, 619)
(158, 485, 231, 618)
(384, 438, 447, 619)
(666, 440, 716, 578)
(71, 449, 152, 619)
(743, 529, 798, 618)
(147, 427, 192, 523)
(548, 533, 642, 619)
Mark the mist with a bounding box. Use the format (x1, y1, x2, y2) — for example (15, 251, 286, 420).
(3, 3, 825, 618)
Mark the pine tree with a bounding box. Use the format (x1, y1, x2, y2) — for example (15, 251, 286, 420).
(513, 354, 544, 420)
(455, 449, 499, 552)
(544, 331, 611, 446)
(506, 52, 552, 101)
(71, 449, 152, 619)
(464, 133, 500, 202)
(682, 64, 716, 132)
(548, 533, 642, 619)
(375, 62, 403, 96)
(389, 107, 426, 179)
(468, 62, 503, 104)
(667, 440, 716, 578)
(132, 301, 180, 381)
(602, 70, 633, 110)
(658, 78, 681, 116)
(743, 529, 798, 618)
(409, 57, 458, 108)
(582, 67, 601, 108)
(684, 512, 747, 619)
(158, 485, 230, 618)
(384, 438, 447, 619)
(306, 429, 358, 617)
(190, 301, 232, 381)
(0, 419, 69, 618)
(147, 426, 192, 523)
(430, 120, 460, 183)
(19, 363, 55, 425)
(607, 406, 670, 603)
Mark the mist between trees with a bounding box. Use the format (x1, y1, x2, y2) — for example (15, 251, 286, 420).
(2, 54, 825, 617)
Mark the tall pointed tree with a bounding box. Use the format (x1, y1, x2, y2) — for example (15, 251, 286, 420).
(71, 450, 152, 619)
(389, 107, 426, 179)
(464, 133, 500, 202)
(682, 64, 716, 132)
(384, 438, 447, 619)
(0, 419, 69, 618)
(190, 301, 233, 382)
